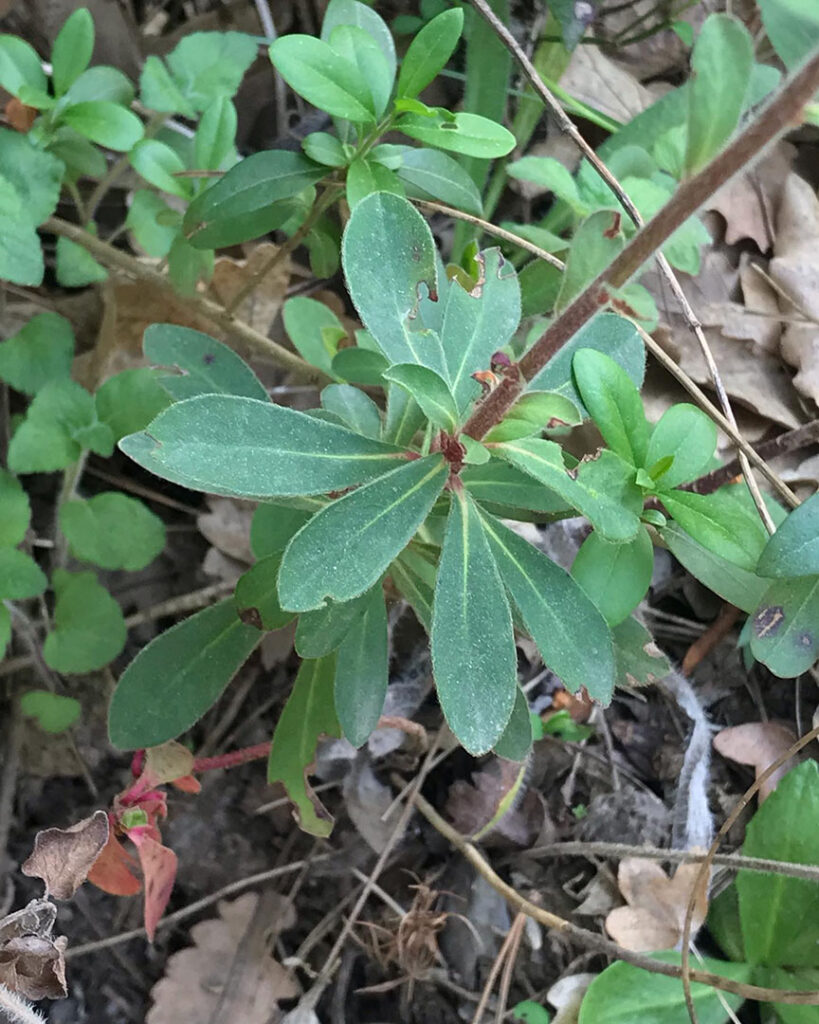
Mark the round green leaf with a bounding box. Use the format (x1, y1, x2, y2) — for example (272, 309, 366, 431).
(20, 690, 81, 733)
(572, 526, 654, 626)
(59, 492, 166, 571)
(0, 312, 74, 396)
(43, 570, 127, 674)
(646, 403, 717, 488)
(94, 367, 172, 442)
(0, 547, 47, 599)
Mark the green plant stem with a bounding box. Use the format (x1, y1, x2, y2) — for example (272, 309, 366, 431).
(54, 452, 87, 567)
(409, 785, 819, 1006)
(43, 217, 328, 385)
(410, 199, 564, 269)
(224, 183, 344, 314)
(460, 39, 819, 446)
(86, 111, 166, 220)
(680, 722, 819, 1021)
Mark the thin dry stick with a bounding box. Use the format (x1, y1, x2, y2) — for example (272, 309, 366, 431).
(65, 854, 333, 958)
(679, 723, 819, 1024)
(224, 184, 344, 314)
(495, 913, 526, 1024)
(411, 199, 565, 270)
(471, 912, 525, 1024)
(43, 217, 328, 385)
(523, 840, 819, 883)
(410, 788, 819, 1005)
(467, 0, 776, 531)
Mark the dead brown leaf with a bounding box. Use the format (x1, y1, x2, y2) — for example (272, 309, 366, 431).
(770, 173, 819, 405)
(22, 810, 109, 900)
(146, 892, 298, 1024)
(708, 143, 795, 251)
(198, 496, 255, 565)
(0, 899, 67, 1001)
(605, 857, 708, 952)
(562, 45, 655, 124)
(444, 759, 539, 845)
(713, 721, 800, 802)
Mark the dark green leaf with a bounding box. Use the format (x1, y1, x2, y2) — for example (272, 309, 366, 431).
(556, 210, 624, 311)
(346, 156, 404, 208)
(251, 504, 312, 560)
(279, 454, 447, 611)
(335, 585, 389, 746)
(59, 492, 165, 571)
(0, 468, 30, 548)
(750, 575, 819, 678)
(383, 363, 459, 432)
(268, 654, 341, 836)
(753, 967, 819, 1024)
(572, 526, 653, 626)
(332, 346, 390, 387)
(482, 513, 615, 703)
(321, 383, 381, 437)
(492, 687, 533, 762)
(738, 761, 819, 966)
(398, 111, 515, 158)
(462, 460, 570, 515)
(0, 605, 8, 658)
(573, 348, 649, 466)
(432, 492, 517, 754)
(144, 324, 268, 401)
(661, 522, 768, 614)
(44, 570, 127, 675)
(51, 8, 94, 96)
(183, 150, 323, 248)
(685, 15, 754, 174)
(302, 131, 347, 168)
(269, 35, 376, 122)
(394, 145, 482, 216)
(578, 955, 751, 1024)
(295, 589, 372, 658)
(62, 102, 144, 151)
(397, 8, 464, 98)
(235, 555, 295, 631)
(109, 598, 260, 748)
(496, 439, 642, 542)
(646, 404, 717, 488)
(121, 395, 403, 498)
(659, 488, 768, 571)
(194, 97, 237, 171)
(0, 313, 74, 395)
(528, 314, 645, 415)
(342, 192, 445, 370)
(757, 491, 819, 578)
(390, 547, 436, 631)
(167, 234, 214, 296)
(612, 615, 670, 688)
(0, 548, 47, 599)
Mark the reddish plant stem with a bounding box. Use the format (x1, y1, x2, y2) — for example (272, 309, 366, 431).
(461, 49, 819, 441)
(192, 742, 271, 774)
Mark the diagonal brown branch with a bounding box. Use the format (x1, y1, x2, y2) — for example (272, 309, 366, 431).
(463, 0, 819, 523)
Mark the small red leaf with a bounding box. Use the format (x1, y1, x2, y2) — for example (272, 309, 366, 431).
(87, 830, 141, 897)
(130, 831, 178, 940)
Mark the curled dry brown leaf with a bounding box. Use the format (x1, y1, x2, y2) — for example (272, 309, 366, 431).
(21, 810, 109, 901)
(0, 899, 66, 1000)
(712, 721, 800, 802)
(604, 857, 708, 953)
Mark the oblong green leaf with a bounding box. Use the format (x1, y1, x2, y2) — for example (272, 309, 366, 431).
(441, 248, 521, 414)
(750, 575, 819, 678)
(397, 8, 464, 99)
(295, 589, 372, 657)
(496, 438, 642, 542)
(129, 139, 190, 198)
(335, 585, 388, 747)
(0, 468, 30, 547)
(332, 346, 390, 386)
(342, 192, 444, 370)
(62, 101, 144, 151)
(462, 460, 570, 515)
(481, 513, 615, 703)
(321, 0, 396, 80)
(737, 761, 819, 967)
(51, 8, 94, 96)
(144, 324, 268, 401)
(268, 654, 341, 836)
(251, 504, 312, 559)
(659, 488, 768, 571)
(661, 521, 768, 614)
(572, 526, 654, 626)
(346, 156, 403, 208)
(283, 295, 346, 378)
(573, 348, 649, 466)
(757, 491, 819, 578)
(269, 35, 376, 122)
(383, 363, 459, 432)
(394, 145, 482, 216)
(492, 686, 533, 762)
(279, 454, 447, 611)
(431, 492, 517, 754)
(119, 395, 404, 499)
(556, 210, 624, 312)
(109, 598, 260, 749)
(59, 492, 165, 571)
(578, 955, 751, 1024)
(44, 570, 126, 675)
(646, 404, 717, 488)
(235, 555, 295, 631)
(397, 110, 515, 158)
(685, 14, 754, 174)
(321, 383, 381, 438)
(0, 35, 48, 97)
(329, 24, 393, 118)
(183, 150, 324, 248)
(612, 615, 670, 688)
